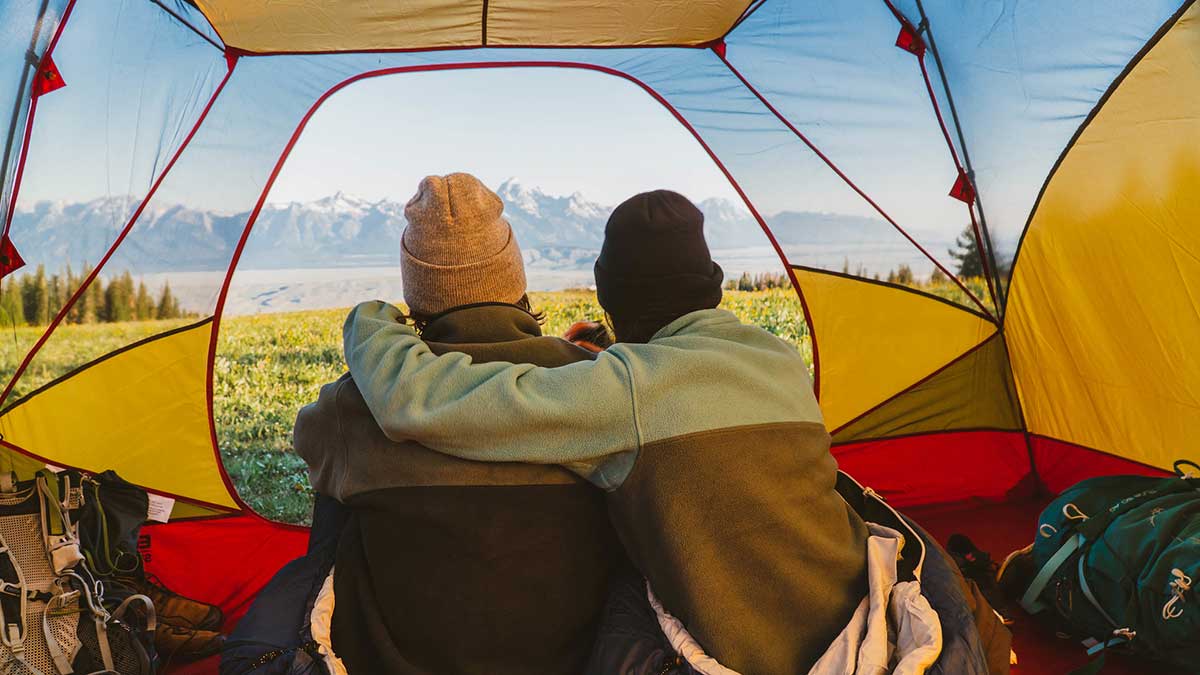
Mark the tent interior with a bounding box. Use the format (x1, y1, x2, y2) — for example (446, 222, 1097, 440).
(1, 1, 1197, 673)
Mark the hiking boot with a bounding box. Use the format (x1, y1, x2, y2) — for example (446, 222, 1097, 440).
(997, 543, 1037, 606)
(155, 624, 224, 662)
(117, 573, 223, 632)
(947, 534, 1010, 616)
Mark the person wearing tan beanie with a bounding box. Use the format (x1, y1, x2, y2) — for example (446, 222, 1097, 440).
(283, 173, 629, 674)
(400, 172, 528, 320)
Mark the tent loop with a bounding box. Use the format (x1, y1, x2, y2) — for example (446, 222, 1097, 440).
(714, 52, 997, 322)
(881, 0, 1003, 312)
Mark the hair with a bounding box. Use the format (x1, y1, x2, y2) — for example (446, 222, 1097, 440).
(563, 320, 614, 350)
(405, 294, 544, 334)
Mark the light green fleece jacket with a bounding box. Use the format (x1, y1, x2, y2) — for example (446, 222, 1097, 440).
(343, 301, 823, 490)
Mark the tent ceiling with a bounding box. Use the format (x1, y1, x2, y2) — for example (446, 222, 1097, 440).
(192, 0, 748, 53)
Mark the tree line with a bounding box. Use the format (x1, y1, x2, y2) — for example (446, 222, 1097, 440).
(0, 265, 188, 326)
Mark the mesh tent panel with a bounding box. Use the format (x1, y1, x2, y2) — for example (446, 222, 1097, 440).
(887, 0, 1186, 295)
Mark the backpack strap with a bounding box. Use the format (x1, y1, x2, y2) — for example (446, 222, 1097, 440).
(0, 536, 29, 660)
(37, 472, 84, 575)
(113, 593, 157, 634)
(62, 569, 115, 672)
(1021, 532, 1085, 614)
(1023, 467, 1198, 620)
(42, 589, 79, 675)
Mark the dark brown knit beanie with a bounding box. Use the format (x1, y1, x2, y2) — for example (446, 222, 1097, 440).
(593, 190, 723, 322)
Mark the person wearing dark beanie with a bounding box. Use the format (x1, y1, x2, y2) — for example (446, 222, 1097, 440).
(594, 190, 724, 342)
(342, 191, 913, 674)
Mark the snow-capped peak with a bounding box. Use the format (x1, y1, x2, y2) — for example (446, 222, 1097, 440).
(496, 178, 544, 215)
(311, 190, 371, 216)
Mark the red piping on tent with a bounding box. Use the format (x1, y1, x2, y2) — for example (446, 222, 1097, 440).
(790, 263, 993, 322)
(0, 56, 239, 410)
(1, 0, 79, 241)
(205, 59, 823, 408)
(226, 42, 721, 59)
(879, 0, 1002, 313)
(828, 333, 1000, 437)
(712, 50, 995, 321)
(913, 42, 998, 313)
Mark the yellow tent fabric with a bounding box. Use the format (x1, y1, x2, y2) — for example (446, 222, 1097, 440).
(1005, 4, 1200, 473)
(0, 320, 238, 509)
(792, 267, 996, 431)
(195, 0, 746, 53)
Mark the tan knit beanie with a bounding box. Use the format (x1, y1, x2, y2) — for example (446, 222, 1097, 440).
(400, 173, 527, 316)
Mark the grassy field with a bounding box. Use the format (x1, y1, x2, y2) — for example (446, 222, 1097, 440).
(0, 278, 985, 524)
(213, 289, 812, 522)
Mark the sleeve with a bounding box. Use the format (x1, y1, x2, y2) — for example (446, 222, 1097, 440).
(293, 377, 350, 501)
(342, 301, 641, 468)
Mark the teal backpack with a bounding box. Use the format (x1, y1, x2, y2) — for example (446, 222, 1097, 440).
(1020, 460, 1199, 672)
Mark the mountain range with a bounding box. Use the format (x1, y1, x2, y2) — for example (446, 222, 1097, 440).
(8, 179, 936, 273)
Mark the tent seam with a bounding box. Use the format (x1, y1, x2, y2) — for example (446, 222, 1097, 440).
(724, 0, 769, 39)
(1003, 0, 1197, 314)
(833, 427, 1022, 448)
(712, 50, 996, 321)
(2, 0, 80, 241)
(829, 333, 1001, 437)
(0, 55, 238, 410)
(0, 438, 239, 513)
(791, 264, 995, 324)
(0, 317, 214, 417)
(148, 0, 224, 52)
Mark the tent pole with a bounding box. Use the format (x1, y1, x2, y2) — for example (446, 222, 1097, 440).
(912, 0, 1008, 315)
(0, 0, 53, 221)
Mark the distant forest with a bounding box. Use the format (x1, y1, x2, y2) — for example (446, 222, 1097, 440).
(0, 265, 188, 326)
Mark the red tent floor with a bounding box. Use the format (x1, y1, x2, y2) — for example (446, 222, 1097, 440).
(165, 497, 1183, 675)
(909, 498, 1186, 675)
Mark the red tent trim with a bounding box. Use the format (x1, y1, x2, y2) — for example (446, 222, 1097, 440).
(0, 57, 239, 410)
(204, 59, 824, 523)
(1, 0, 79, 241)
(714, 50, 994, 320)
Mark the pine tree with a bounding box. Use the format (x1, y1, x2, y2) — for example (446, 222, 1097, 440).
(949, 225, 984, 278)
(76, 264, 101, 324)
(0, 277, 24, 326)
(20, 266, 48, 326)
(930, 267, 948, 285)
(135, 281, 153, 320)
(64, 264, 81, 324)
(156, 281, 180, 320)
(104, 270, 136, 323)
(47, 273, 65, 320)
(887, 265, 914, 285)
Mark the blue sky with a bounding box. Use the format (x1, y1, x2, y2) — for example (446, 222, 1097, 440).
(267, 68, 742, 207)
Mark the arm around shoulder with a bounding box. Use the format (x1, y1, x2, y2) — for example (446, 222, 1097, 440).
(342, 300, 641, 467)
